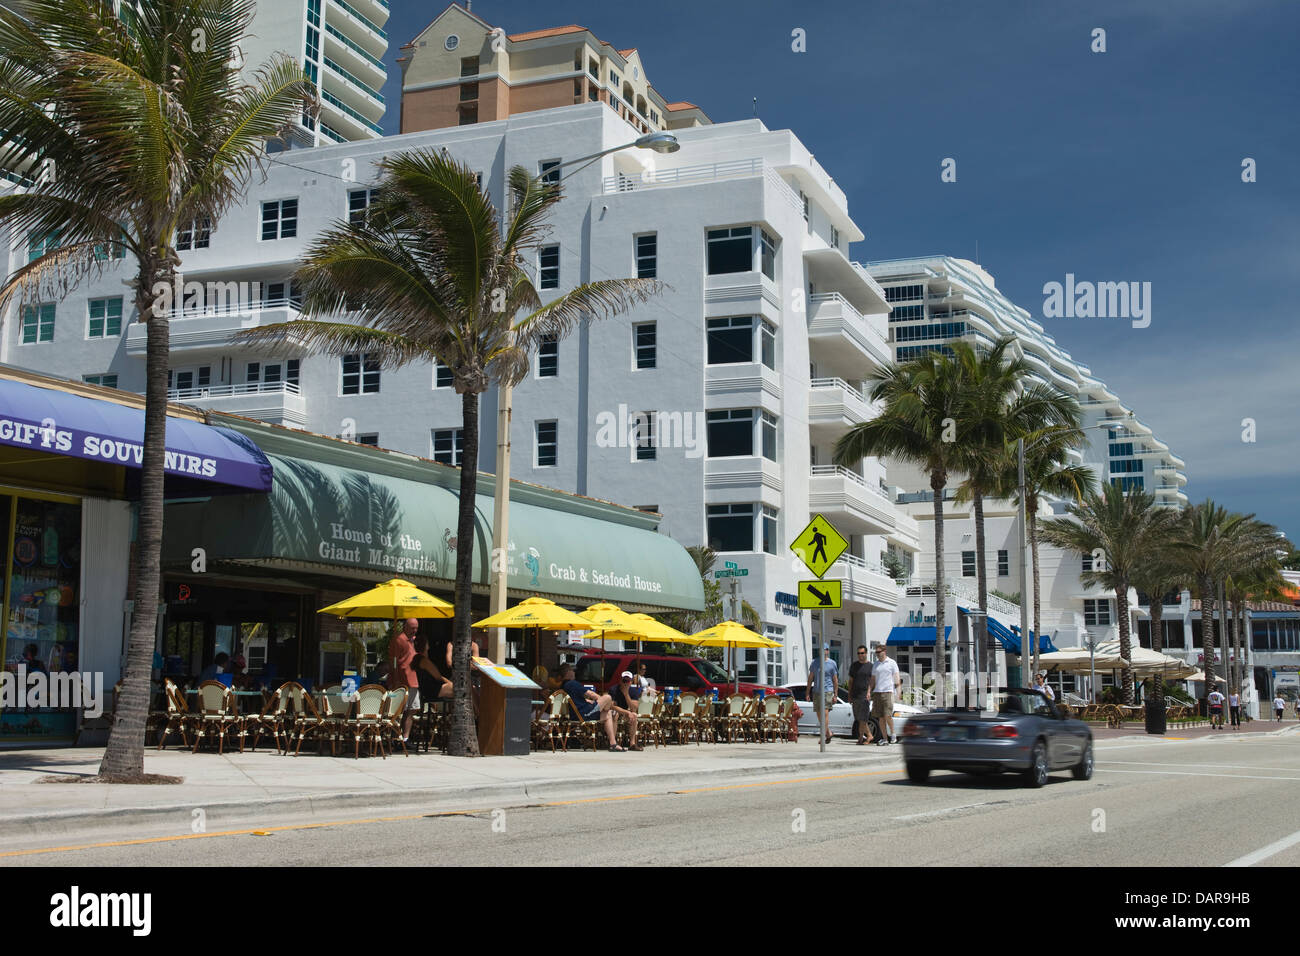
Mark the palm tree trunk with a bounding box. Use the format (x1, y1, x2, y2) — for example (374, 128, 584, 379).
(1029, 500, 1042, 679)
(972, 489, 986, 704)
(1232, 597, 1244, 695)
(448, 389, 482, 757)
(1200, 574, 1216, 689)
(99, 257, 171, 779)
(1116, 576, 1134, 705)
(1150, 602, 1165, 708)
(931, 471, 947, 707)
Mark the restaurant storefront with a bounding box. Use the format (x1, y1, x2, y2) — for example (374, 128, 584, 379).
(0, 369, 273, 745)
(159, 416, 706, 689)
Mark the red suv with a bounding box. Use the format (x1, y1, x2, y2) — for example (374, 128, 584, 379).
(572, 650, 779, 696)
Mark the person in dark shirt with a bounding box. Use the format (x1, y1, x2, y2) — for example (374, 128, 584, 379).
(848, 644, 874, 745)
(559, 664, 630, 751)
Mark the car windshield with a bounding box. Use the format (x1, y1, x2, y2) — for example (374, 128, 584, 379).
(997, 692, 1053, 717)
(693, 658, 729, 683)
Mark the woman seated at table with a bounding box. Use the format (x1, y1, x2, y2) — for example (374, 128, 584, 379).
(413, 636, 453, 704)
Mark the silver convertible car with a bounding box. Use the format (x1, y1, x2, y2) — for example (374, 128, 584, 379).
(900, 688, 1094, 787)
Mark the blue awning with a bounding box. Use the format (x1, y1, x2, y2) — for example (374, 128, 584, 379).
(0, 379, 272, 492)
(887, 625, 952, 646)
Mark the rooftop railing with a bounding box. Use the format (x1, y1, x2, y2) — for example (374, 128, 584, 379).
(169, 381, 301, 401)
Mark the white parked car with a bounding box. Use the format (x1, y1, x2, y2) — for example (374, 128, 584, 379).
(779, 684, 926, 740)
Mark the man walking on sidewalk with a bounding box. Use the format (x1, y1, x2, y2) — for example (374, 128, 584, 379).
(1208, 687, 1225, 729)
(1229, 689, 1241, 728)
(807, 653, 838, 744)
(869, 644, 901, 745)
(849, 645, 873, 745)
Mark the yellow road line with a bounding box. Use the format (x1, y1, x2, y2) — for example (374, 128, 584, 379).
(1, 767, 903, 859)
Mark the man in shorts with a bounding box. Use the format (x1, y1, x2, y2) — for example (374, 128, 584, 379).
(807, 653, 838, 743)
(1207, 687, 1225, 729)
(869, 644, 901, 745)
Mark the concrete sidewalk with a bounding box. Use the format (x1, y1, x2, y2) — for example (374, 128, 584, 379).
(0, 738, 901, 839)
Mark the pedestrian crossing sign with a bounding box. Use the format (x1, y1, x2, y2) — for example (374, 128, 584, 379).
(790, 514, 848, 579)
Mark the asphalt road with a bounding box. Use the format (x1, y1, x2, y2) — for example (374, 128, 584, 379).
(8, 735, 1300, 867)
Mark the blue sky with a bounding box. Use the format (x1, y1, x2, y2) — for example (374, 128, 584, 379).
(376, 0, 1299, 539)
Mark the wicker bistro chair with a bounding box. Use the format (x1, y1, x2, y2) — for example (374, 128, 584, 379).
(381, 687, 409, 757)
(758, 695, 784, 742)
(345, 684, 388, 758)
(289, 691, 331, 756)
(252, 681, 308, 754)
(672, 693, 703, 746)
(191, 681, 243, 754)
(721, 694, 756, 743)
(775, 696, 796, 742)
(155, 679, 193, 750)
(630, 692, 660, 749)
(318, 685, 353, 755)
(533, 691, 572, 752)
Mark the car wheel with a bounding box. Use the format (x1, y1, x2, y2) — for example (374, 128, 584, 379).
(1022, 741, 1048, 788)
(905, 761, 931, 783)
(1072, 740, 1094, 780)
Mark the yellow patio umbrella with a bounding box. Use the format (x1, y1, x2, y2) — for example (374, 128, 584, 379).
(689, 620, 782, 693)
(318, 578, 454, 619)
(471, 597, 593, 684)
(575, 603, 655, 666)
(627, 613, 694, 646)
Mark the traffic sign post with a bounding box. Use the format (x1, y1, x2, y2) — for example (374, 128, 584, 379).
(798, 580, 842, 609)
(790, 513, 849, 754)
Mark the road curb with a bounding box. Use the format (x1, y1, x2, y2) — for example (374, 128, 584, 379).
(0, 751, 902, 841)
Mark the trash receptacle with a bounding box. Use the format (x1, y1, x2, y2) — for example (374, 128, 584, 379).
(1145, 697, 1167, 735)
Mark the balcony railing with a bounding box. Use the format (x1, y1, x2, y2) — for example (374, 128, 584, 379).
(811, 464, 893, 502)
(321, 89, 383, 134)
(830, 552, 892, 578)
(896, 489, 957, 504)
(324, 22, 385, 70)
(809, 376, 865, 404)
(162, 297, 301, 321)
(168, 381, 300, 401)
(809, 292, 888, 343)
(906, 581, 1020, 617)
(602, 157, 763, 194)
(328, 0, 387, 40)
(323, 57, 384, 104)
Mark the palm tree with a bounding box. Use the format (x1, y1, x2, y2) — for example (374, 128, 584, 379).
(834, 345, 970, 706)
(237, 150, 660, 756)
(1170, 502, 1250, 691)
(985, 427, 1095, 677)
(1130, 540, 1189, 711)
(0, 0, 311, 779)
(1224, 521, 1292, 697)
(952, 337, 1084, 681)
(1042, 484, 1174, 704)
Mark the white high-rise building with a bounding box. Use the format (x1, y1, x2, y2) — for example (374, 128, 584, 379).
(239, 0, 390, 146)
(0, 100, 921, 687)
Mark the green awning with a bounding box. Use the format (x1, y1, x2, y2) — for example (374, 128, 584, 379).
(163, 453, 704, 613)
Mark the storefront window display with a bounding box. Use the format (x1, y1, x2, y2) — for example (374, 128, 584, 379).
(2, 493, 82, 740)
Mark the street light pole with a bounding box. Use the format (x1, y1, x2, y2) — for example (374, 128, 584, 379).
(485, 131, 680, 665)
(1017, 437, 1030, 688)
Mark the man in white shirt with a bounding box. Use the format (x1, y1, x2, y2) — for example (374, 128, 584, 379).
(1274, 695, 1286, 721)
(1207, 688, 1225, 729)
(1229, 690, 1241, 727)
(868, 644, 901, 745)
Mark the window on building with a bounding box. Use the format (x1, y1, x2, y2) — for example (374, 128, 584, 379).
(537, 334, 558, 377)
(539, 159, 561, 186)
(635, 233, 657, 279)
(20, 304, 54, 344)
(707, 409, 754, 458)
(762, 506, 778, 555)
(896, 344, 956, 361)
(354, 433, 379, 447)
(87, 297, 123, 338)
(1111, 459, 1143, 474)
(459, 104, 477, 125)
(535, 421, 558, 467)
(176, 218, 211, 251)
(434, 360, 453, 389)
(889, 304, 925, 322)
(460, 56, 479, 77)
(760, 320, 776, 370)
(830, 225, 840, 249)
(884, 284, 924, 303)
(459, 82, 478, 102)
(1084, 599, 1111, 626)
(635, 504, 658, 513)
(707, 503, 754, 552)
(759, 229, 776, 279)
(633, 322, 656, 369)
(1109, 442, 1134, 457)
(1082, 552, 1094, 572)
(706, 227, 756, 275)
(264, 279, 303, 308)
(706, 316, 754, 364)
(93, 231, 128, 261)
(27, 229, 59, 263)
(431, 428, 464, 466)
(348, 188, 379, 224)
(800, 191, 809, 223)
(894, 321, 967, 342)
(83, 373, 118, 389)
(261, 199, 298, 240)
(538, 245, 559, 289)
(1111, 476, 1145, 492)
(962, 550, 976, 577)
(760, 411, 777, 461)
(341, 353, 380, 395)
(997, 549, 1009, 577)
(634, 411, 656, 461)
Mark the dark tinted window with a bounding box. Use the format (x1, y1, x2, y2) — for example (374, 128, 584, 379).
(664, 660, 705, 688)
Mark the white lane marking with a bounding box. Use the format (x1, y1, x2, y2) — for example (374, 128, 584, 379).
(1098, 769, 1300, 781)
(1102, 760, 1300, 772)
(892, 801, 1003, 821)
(1224, 829, 1300, 867)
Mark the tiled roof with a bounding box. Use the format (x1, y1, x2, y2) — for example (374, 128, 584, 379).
(618, 48, 636, 57)
(665, 101, 700, 111)
(507, 25, 587, 41)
